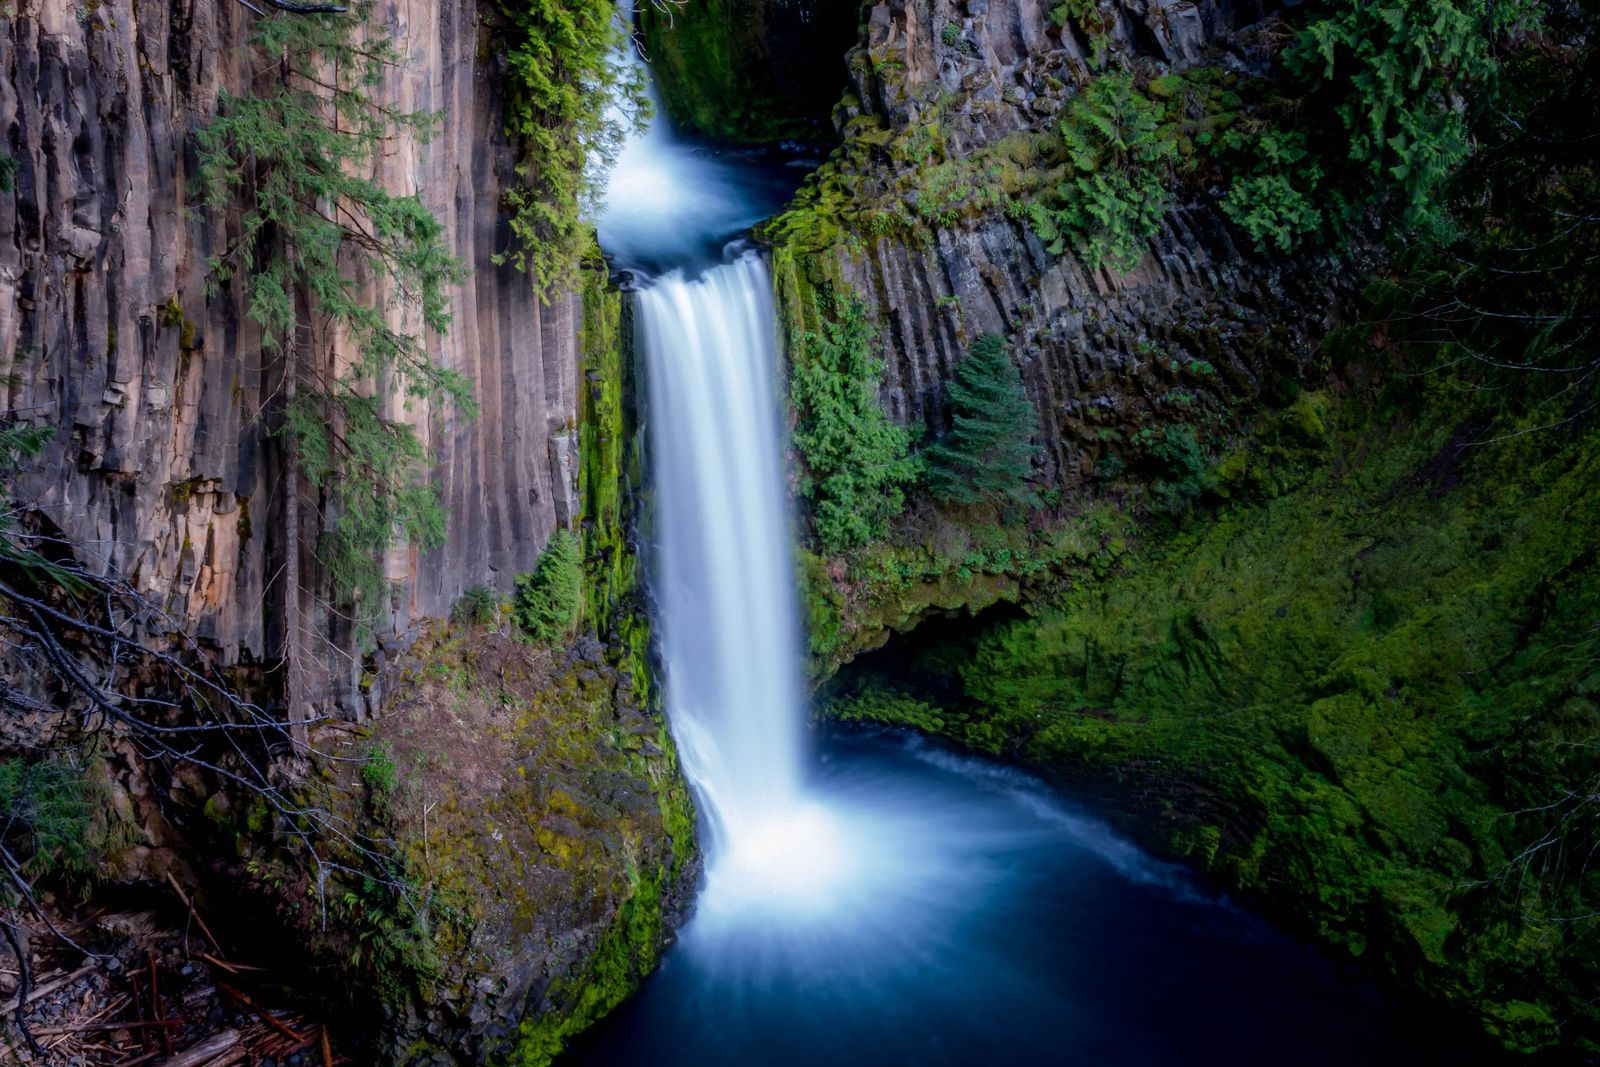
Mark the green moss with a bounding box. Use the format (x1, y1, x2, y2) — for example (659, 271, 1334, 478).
(510, 864, 667, 1066)
(822, 387, 1600, 1050)
(492, 244, 699, 1066)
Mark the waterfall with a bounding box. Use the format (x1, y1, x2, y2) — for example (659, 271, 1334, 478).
(638, 256, 807, 855)
(569, 12, 1434, 1064)
(596, 3, 859, 918)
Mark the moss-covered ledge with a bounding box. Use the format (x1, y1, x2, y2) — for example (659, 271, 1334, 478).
(204, 253, 697, 1067)
(813, 384, 1600, 1056)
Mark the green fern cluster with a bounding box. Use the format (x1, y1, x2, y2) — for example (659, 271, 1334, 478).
(1285, 0, 1534, 235)
(1029, 71, 1179, 272)
(1217, 0, 1539, 251)
(1218, 129, 1325, 253)
(196, 8, 474, 631)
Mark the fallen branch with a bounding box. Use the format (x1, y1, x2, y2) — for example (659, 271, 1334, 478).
(163, 873, 222, 955)
(198, 953, 266, 975)
(110, 1051, 161, 1067)
(30, 1018, 184, 1037)
(154, 1028, 242, 1067)
(148, 954, 171, 1057)
(217, 980, 305, 1043)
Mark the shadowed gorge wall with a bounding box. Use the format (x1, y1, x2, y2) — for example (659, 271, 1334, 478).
(774, 0, 1599, 1055)
(767, 0, 1328, 491)
(641, 0, 865, 142)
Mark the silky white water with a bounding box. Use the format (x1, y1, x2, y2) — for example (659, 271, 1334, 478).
(601, 3, 1198, 937)
(637, 257, 808, 862)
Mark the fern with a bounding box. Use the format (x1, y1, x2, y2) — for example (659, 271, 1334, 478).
(1031, 71, 1179, 272)
(1275, 0, 1540, 238)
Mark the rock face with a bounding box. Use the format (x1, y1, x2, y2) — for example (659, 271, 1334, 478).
(289, 628, 695, 1065)
(767, 0, 1349, 489)
(0, 0, 579, 715)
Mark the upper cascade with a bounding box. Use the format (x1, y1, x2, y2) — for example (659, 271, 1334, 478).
(597, 4, 800, 275)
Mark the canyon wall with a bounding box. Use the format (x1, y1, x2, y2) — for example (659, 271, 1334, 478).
(763, 0, 1347, 489)
(0, 0, 578, 714)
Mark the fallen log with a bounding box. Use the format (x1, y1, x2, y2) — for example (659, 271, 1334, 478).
(216, 980, 305, 1043)
(154, 1028, 242, 1067)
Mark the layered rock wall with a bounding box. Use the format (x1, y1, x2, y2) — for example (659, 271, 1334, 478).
(0, 0, 577, 713)
(776, 0, 1346, 489)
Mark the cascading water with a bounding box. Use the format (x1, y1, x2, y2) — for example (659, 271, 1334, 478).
(636, 257, 809, 868)
(570, 12, 1466, 1065)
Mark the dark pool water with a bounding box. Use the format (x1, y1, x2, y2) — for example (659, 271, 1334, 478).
(564, 729, 1478, 1067)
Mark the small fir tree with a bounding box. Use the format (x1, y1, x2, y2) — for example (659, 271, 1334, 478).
(513, 530, 583, 643)
(925, 335, 1040, 507)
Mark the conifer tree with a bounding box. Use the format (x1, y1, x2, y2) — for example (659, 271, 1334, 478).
(196, 7, 474, 655)
(925, 335, 1040, 507)
(513, 530, 583, 643)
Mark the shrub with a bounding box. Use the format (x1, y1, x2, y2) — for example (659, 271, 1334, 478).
(513, 530, 583, 642)
(454, 585, 502, 627)
(925, 335, 1041, 508)
(1029, 71, 1178, 271)
(360, 742, 398, 797)
(790, 290, 920, 553)
(1215, 0, 1540, 251)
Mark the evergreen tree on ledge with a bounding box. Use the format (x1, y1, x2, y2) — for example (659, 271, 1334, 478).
(925, 334, 1041, 508)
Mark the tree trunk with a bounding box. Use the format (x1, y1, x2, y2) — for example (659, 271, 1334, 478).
(284, 333, 309, 752)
